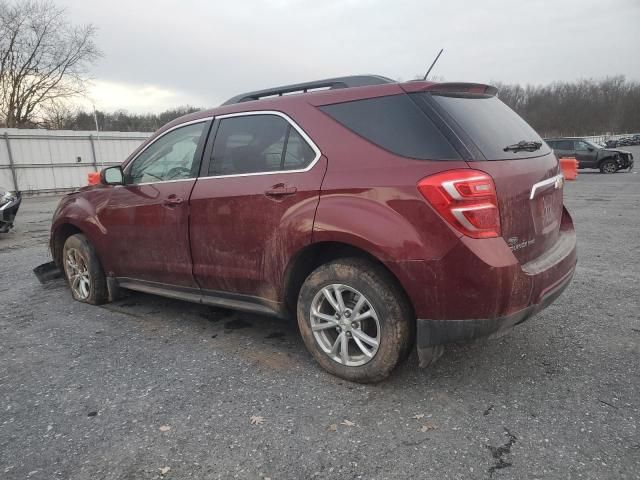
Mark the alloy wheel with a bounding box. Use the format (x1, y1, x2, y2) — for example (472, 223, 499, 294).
(309, 284, 381, 367)
(64, 248, 91, 300)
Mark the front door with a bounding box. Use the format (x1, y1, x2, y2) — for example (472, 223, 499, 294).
(99, 120, 210, 286)
(573, 140, 598, 168)
(189, 112, 326, 306)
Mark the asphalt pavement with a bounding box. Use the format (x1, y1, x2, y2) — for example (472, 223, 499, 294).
(1, 155, 639, 479)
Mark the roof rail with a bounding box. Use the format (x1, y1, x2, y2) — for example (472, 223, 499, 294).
(221, 75, 395, 106)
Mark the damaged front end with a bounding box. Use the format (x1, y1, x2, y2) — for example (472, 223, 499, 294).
(0, 188, 22, 233)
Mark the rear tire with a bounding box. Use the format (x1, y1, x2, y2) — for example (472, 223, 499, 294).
(600, 159, 618, 174)
(297, 258, 413, 383)
(62, 234, 108, 305)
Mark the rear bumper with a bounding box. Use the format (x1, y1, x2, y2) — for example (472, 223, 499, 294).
(406, 206, 577, 365)
(415, 264, 574, 351)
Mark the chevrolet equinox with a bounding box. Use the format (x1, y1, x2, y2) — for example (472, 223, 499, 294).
(49, 75, 577, 382)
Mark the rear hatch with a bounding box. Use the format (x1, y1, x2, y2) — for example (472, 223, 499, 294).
(406, 84, 564, 264)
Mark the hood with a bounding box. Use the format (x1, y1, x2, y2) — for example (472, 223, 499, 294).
(603, 148, 632, 155)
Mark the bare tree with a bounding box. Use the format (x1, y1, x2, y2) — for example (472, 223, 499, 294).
(0, 0, 100, 127)
(40, 98, 74, 129)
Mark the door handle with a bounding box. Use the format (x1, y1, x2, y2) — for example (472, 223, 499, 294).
(264, 185, 297, 197)
(163, 197, 184, 206)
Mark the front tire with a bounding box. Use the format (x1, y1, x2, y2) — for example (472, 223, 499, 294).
(62, 234, 108, 305)
(297, 258, 413, 383)
(600, 159, 618, 174)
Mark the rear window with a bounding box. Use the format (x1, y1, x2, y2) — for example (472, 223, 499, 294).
(319, 95, 461, 160)
(423, 93, 551, 160)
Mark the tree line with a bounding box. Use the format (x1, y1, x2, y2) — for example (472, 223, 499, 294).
(41, 76, 640, 136)
(46, 106, 201, 132)
(5, 77, 640, 136)
(495, 76, 640, 137)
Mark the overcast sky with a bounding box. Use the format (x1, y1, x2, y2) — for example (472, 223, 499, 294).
(62, 0, 640, 113)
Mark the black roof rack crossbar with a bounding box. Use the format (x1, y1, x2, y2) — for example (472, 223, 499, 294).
(221, 75, 395, 106)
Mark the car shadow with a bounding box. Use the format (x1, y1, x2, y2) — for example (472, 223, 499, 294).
(94, 287, 559, 392)
(103, 289, 312, 371)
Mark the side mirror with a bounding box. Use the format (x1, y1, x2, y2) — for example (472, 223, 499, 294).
(587, 147, 594, 152)
(101, 166, 124, 185)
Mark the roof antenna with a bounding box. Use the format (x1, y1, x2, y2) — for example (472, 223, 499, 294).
(423, 48, 444, 80)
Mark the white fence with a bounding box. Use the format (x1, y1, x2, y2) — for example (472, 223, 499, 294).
(0, 128, 151, 194)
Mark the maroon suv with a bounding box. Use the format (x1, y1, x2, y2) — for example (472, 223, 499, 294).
(49, 75, 577, 382)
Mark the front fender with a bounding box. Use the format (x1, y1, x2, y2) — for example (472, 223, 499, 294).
(51, 188, 113, 270)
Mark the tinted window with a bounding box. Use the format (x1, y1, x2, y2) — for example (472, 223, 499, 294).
(320, 95, 461, 160)
(556, 140, 574, 150)
(283, 128, 316, 169)
(426, 94, 551, 160)
(128, 122, 206, 184)
(209, 115, 316, 175)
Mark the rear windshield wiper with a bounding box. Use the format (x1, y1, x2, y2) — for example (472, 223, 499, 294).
(503, 140, 542, 153)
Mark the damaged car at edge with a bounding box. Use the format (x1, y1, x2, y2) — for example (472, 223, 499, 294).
(0, 186, 21, 233)
(545, 137, 634, 173)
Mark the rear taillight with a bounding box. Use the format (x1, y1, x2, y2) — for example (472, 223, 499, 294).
(417, 169, 501, 239)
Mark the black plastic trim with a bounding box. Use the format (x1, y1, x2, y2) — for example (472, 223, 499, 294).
(114, 277, 285, 317)
(221, 75, 394, 105)
(412, 92, 486, 161)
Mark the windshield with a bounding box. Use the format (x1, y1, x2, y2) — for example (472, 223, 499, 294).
(421, 93, 551, 160)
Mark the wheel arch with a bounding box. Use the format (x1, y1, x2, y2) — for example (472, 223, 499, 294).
(51, 222, 84, 268)
(51, 220, 107, 267)
(282, 240, 415, 319)
(598, 154, 618, 167)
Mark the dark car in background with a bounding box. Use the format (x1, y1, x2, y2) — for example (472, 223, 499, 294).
(0, 187, 22, 233)
(604, 135, 640, 148)
(47, 75, 577, 382)
(545, 138, 634, 173)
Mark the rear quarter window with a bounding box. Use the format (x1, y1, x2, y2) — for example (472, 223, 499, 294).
(319, 94, 461, 160)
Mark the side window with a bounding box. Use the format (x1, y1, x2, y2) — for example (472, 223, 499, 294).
(556, 140, 573, 150)
(545, 140, 556, 149)
(127, 122, 206, 184)
(208, 114, 316, 176)
(574, 141, 590, 151)
(283, 128, 316, 169)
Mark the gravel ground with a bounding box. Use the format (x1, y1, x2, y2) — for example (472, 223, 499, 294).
(1, 155, 639, 480)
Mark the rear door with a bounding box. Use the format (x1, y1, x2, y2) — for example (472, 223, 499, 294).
(99, 120, 209, 286)
(189, 112, 326, 304)
(549, 139, 574, 162)
(416, 91, 564, 264)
